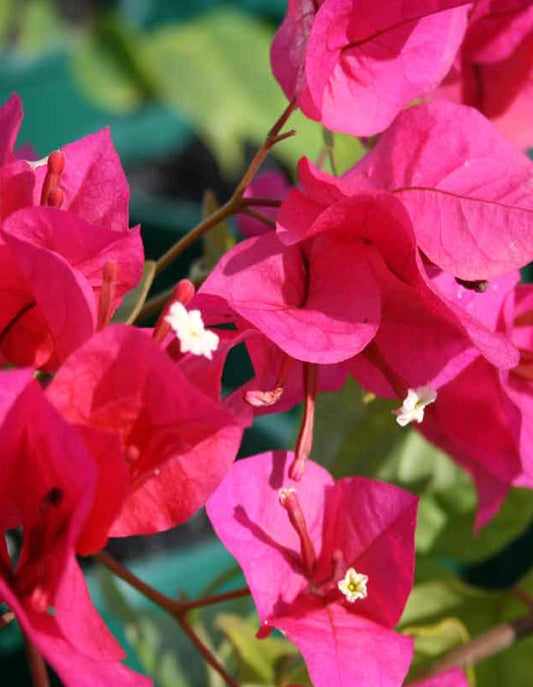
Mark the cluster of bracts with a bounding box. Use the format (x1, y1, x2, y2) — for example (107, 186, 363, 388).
(1, 2, 533, 686)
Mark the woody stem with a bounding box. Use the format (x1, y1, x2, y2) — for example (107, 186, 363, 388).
(238, 207, 276, 228)
(23, 633, 49, 687)
(95, 551, 249, 687)
(417, 611, 533, 680)
(155, 100, 296, 277)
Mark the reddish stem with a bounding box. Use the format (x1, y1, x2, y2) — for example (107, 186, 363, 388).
(23, 633, 49, 687)
(238, 207, 276, 229)
(241, 197, 283, 208)
(96, 261, 118, 330)
(178, 615, 241, 687)
(155, 101, 296, 276)
(290, 363, 319, 481)
(280, 487, 317, 576)
(95, 551, 248, 687)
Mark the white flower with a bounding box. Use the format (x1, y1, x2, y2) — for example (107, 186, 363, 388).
(393, 386, 437, 427)
(164, 302, 219, 360)
(338, 567, 368, 603)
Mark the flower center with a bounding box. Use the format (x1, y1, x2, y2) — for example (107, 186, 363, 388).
(393, 385, 437, 427)
(164, 302, 219, 360)
(338, 567, 369, 603)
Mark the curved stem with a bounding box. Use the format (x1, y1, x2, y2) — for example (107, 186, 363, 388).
(155, 201, 238, 276)
(155, 101, 296, 277)
(95, 551, 174, 610)
(95, 551, 249, 687)
(23, 633, 49, 687)
(417, 612, 533, 680)
(180, 587, 250, 613)
(238, 207, 276, 229)
(179, 615, 240, 687)
(241, 197, 282, 208)
(135, 287, 173, 323)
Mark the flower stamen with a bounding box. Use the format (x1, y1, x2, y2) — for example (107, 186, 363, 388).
(165, 302, 219, 360)
(393, 386, 437, 427)
(338, 567, 368, 603)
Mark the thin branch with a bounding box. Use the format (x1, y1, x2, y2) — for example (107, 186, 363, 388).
(95, 551, 249, 687)
(241, 197, 282, 209)
(95, 551, 175, 610)
(135, 287, 173, 323)
(23, 633, 49, 687)
(420, 612, 533, 679)
(238, 207, 276, 229)
(179, 615, 240, 687)
(180, 587, 250, 613)
(512, 587, 533, 612)
(155, 202, 238, 276)
(155, 100, 296, 277)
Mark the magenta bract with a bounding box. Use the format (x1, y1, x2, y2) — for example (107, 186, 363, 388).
(271, 0, 471, 136)
(0, 207, 143, 370)
(0, 371, 148, 687)
(420, 284, 533, 527)
(47, 325, 248, 551)
(411, 668, 468, 686)
(197, 229, 381, 365)
(207, 451, 418, 687)
(438, 1, 533, 148)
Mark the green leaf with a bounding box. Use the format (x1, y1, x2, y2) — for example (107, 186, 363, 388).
(0, 0, 17, 49)
(112, 260, 156, 325)
(70, 15, 150, 115)
(202, 191, 236, 271)
(125, 617, 193, 687)
(17, 0, 63, 56)
(216, 613, 298, 684)
(143, 10, 322, 176)
(192, 619, 233, 687)
(400, 574, 533, 687)
(325, 130, 365, 176)
(403, 617, 470, 679)
(310, 378, 402, 478)
(432, 487, 533, 564)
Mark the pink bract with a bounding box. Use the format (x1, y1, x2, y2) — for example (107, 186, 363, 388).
(237, 171, 290, 237)
(197, 229, 381, 365)
(276, 155, 519, 396)
(420, 284, 533, 528)
(411, 668, 468, 686)
(31, 128, 132, 232)
(343, 102, 533, 280)
(207, 451, 417, 687)
(0, 206, 143, 370)
(0, 93, 23, 166)
(271, 0, 471, 136)
(0, 370, 148, 687)
(47, 325, 249, 551)
(436, 1, 533, 148)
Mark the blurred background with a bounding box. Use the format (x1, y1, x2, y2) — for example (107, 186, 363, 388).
(2, 1, 533, 686)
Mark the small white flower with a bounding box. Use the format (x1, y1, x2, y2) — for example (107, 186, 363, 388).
(393, 386, 437, 427)
(338, 567, 368, 603)
(164, 302, 219, 360)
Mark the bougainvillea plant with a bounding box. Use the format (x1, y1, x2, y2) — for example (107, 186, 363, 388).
(2, 1, 533, 686)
